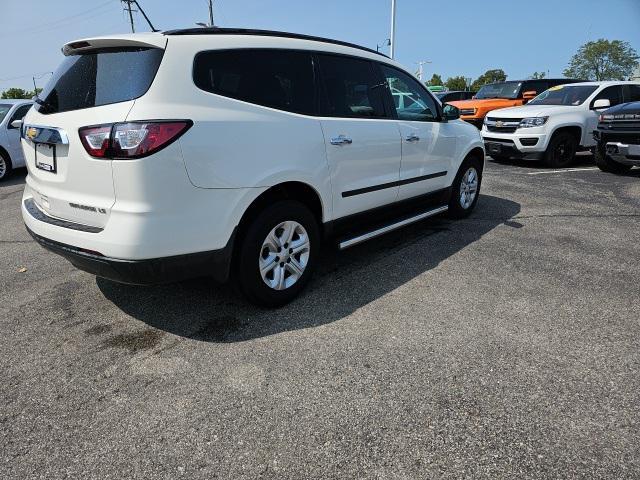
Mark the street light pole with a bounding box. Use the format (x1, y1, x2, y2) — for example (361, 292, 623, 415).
(390, 0, 396, 59)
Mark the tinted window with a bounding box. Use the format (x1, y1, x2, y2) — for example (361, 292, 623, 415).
(9, 104, 31, 124)
(380, 64, 437, 121)
(625, 84, 640, 102)
(592, 86, 624, 108)
(522, 80, 548, 95)
(193, 49, 316, 115)
(317, 54, 386, 118)
(35, 48, 163, 115)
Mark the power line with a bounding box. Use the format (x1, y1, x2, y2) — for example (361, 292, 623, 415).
(121, 0, 158, 33)
(0, 0, 117, 38)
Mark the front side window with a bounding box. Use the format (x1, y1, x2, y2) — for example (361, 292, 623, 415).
(9, 104, 31, 125)
(380, 64, 438, 121)
(193, 49, 316, 115)
(316, 54, 386, 118)
(528, 85, 598, 106)
(591, 86, 624, 108)
(35, 47, 164, 114)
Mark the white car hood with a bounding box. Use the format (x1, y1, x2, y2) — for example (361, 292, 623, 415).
(490, 104, 581, 118)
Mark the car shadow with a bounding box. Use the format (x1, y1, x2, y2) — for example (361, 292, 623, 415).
(97, 194, 521, 343)
(1, 168, 27, 187)
(488, 151, 595, 170)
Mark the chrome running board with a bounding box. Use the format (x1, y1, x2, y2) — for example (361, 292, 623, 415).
(338, 205, 448, 250)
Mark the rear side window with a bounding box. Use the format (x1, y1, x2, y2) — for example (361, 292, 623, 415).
(316, 54, 387, 119)
(35, 48, 163, 115)
(9, 104, 31, 124)
(193, 49, 316, 115)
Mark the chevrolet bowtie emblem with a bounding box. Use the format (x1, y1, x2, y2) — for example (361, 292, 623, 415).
(495, 121, 504, 128)
(25, 127, 39, 140)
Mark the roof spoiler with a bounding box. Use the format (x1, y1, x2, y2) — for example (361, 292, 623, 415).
(62, 34, 166, 56)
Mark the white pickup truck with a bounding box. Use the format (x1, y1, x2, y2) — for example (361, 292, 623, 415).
(481, 81, 640, 167)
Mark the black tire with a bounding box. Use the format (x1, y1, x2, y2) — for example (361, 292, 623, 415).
(235, 200, 320, 307)
(543, 131, 578, 168)
(594, 145, 632, 174)
(448, 156, 483, 219)
(0, 151, 12, 181)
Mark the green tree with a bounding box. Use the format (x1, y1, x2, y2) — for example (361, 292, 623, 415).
(530, 71, 547, 79)
(563, 39, 639, 80)
(444, 76, 468, 91)
(426, 73, 443, 86)
(0, 87, 41, 99)
(471, 69, 507, 91)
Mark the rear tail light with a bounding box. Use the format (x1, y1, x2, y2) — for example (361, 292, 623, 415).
(79, 121, 192, 159)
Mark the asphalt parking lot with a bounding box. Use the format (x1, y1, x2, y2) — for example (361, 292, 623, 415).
(1, 156, 639, 479)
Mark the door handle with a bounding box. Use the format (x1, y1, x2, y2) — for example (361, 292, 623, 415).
(330, 135, 353, 145)
(405, 133, 420, 142)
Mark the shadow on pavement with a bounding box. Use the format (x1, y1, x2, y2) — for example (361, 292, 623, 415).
(1, 169, 27, 187)
(97, 194, 521, 343)
(488, 151, 595, 170)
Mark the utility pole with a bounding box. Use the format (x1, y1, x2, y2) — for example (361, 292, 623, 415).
(390, 0, 397, 59)
(121, 0, 158, 33)
(416, 60, 432, 81)
(122, 0, 135, 33)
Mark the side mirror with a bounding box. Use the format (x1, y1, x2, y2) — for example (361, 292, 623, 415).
(522, 90, 537, 103)
(442, 103, 460, 121)
(593, 99, 611, 110)
(9, 119, 23, 129)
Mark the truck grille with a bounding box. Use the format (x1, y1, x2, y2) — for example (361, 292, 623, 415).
(485, 117, 522, 134)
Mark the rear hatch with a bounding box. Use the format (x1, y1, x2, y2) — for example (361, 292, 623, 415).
(22, 34, 166, 228)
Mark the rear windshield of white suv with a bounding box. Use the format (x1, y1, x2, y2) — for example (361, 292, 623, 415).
(34, 47, 164, 115)
(528, 85, 598, 106)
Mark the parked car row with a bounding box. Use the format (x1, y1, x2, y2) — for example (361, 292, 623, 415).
(481, 82, 640, 167)
(4, 28, 640, 305)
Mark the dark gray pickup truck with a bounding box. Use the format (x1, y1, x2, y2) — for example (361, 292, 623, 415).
(594, 101, 640, 173)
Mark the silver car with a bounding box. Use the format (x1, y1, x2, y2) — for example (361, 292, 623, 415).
(0, 100, 33, 180)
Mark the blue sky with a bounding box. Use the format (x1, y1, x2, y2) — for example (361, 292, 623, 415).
(1, 0, 639, 91)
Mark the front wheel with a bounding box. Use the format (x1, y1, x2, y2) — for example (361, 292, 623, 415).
(543, 132, 577, 168)
(235, 200, 320, 307)
(448, 157, 482, 218)
(0, 152, 12, 181)
(594, 146, 632, 174)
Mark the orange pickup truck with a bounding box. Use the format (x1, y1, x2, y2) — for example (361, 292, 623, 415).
(449, 78, 584, 128)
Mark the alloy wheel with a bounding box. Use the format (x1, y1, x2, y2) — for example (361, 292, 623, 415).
(0, 157, 6, 179)
(459, 167, 478, 209)
(259, 220, 310, 290)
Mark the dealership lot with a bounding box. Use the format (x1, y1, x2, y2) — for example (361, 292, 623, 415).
(1, 158, 639, 478)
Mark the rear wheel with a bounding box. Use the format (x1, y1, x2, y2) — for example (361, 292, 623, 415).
(543, 132, 577, 168)
(448, 157, 482, 218)
(0, 151, 12, 181)
(594, 145, 632, 174)
(235, 200, 320, 307)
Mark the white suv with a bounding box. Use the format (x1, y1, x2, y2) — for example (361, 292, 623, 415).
(21, 28, 484, 306)
(482, 81, 640, 168)
(0, 100, 33, 180)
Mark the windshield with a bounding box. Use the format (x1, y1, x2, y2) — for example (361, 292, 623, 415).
(0, 104, 12, 123)
(35, 47, 164, 115)
(475, 81, 522, 99)
(528, 85, 598, 106)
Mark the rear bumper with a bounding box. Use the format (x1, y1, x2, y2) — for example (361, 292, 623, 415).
(26, 226, 235, 285)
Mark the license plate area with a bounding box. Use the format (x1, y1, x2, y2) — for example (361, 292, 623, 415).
(34, 143, 57, 173)
(487, 143, 502, 154)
